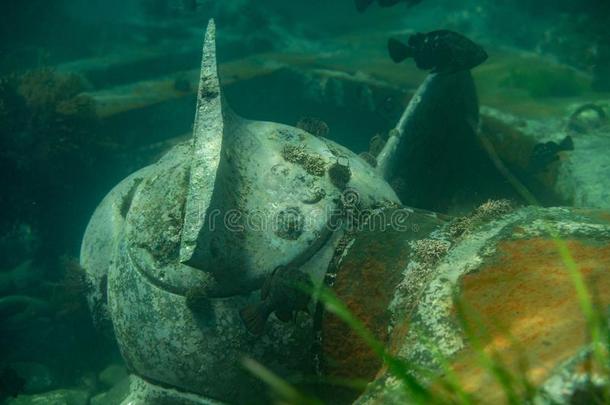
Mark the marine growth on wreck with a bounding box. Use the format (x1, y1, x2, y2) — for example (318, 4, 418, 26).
(1, 1, 610, 404)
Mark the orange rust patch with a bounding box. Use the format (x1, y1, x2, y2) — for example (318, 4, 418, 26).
(321, 210, 445, 385)
(597, 212, 610, 224)
(572, 208, 610, 225)
(511, 225, 526, 234)
(322, 238, 404, 381)
(438, 238, 610, 403)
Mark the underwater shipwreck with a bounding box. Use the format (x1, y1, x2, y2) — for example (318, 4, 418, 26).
(2, 1, 610, 404)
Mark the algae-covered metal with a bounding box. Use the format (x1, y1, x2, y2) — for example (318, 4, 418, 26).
(80, 19, 400, 403)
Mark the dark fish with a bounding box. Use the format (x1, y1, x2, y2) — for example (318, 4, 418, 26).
(388, 30, 488, 73)
(0, 367, 25, 402)
(355, 0, 423, 12)
(239, 265, 312, 336)
(529, 136, 574, 172)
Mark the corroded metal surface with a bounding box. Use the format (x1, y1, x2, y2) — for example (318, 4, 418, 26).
(322, 208, 446, 382)
(356, 206, 610, 404)
(180, 20, 225, 268)
(81, 19, 403, 403)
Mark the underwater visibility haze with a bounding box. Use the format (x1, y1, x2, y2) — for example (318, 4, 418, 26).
(1, 0, 610, 404)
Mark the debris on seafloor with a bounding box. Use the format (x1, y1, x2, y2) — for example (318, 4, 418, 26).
(480, 105, 610, 210)
(567, 103, 607, 134)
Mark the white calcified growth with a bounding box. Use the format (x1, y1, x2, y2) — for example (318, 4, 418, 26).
(180, 19, 225, 265)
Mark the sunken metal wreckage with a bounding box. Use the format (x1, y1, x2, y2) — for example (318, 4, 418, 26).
(80, 20, 480, 403)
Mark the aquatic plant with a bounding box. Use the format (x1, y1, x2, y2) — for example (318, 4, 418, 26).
(296, 117, 330, 138)
(473, 198, 514, 219)
(468, 132, 610, 403)
(0, 68, 124, 384)
(411, 238, 451, 266)
(245, 186, 609, 404)
(282, 145, 326, 177)
(243, 357, 324, 405)
(0, 67, 109, 261)
(247, 268, 610, 404)
(51, 256, 91, 319)
(449, 199, 514, 237)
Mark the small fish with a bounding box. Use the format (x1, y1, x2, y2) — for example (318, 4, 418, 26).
(239, 265, 312, 336)
(529, 136, 574, 172)
(388, 30, 488, 73)
(355, 0, 423, 12)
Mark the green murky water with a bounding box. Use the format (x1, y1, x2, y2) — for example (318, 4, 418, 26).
(1, 1, 609, 404)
